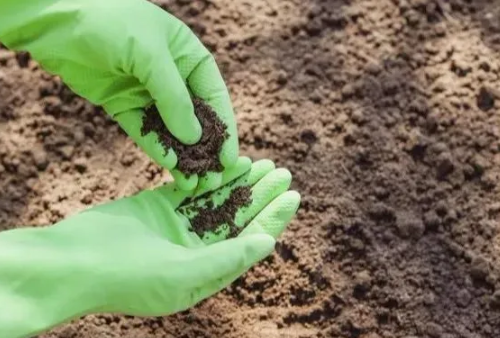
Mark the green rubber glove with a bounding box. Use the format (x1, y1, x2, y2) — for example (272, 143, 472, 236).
(0, 0, 237, 191)
(0, 157, 300, 338)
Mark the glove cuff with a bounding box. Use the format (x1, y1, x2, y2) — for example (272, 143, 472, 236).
(0, 227, 102, 337)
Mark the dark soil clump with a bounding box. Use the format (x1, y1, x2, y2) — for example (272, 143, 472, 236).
(189, 186, 252, 238)
(141, 98, 228, 176)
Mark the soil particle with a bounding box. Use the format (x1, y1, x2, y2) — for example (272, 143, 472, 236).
(490, 290, 500, 307)
(456, 289, 472, 307)
(141, 98, 228, 176)
(300, 129, 318, 145)
(477, 86, 496, 111)
(368, 202, 396, 221)
(444, 208, 457, 222)
(120, 151, 137, 167)
(396, 211, 425, 239)
(435, 201, 449, 217)
(423, 292, 436, 306)
(451, 56, 472, 77)
(352, 270, 372, 299)
(58, 145, 74, 160)
(188, 186, 252, 239)
(436, 152, 455, 179)
(470, 256, 490, 280)
(73, 157, 87, 173)
(423, 210, 441, 231)
(31, 148, 48, 171)
(426, 322, 443, 338)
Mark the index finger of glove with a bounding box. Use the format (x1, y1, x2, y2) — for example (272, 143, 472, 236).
(187, 55, 238, 168)
(130, 27, 202, 146)
(168, 21, 238, 169)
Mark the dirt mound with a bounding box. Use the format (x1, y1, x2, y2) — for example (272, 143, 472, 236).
(2, 0, 500, 337)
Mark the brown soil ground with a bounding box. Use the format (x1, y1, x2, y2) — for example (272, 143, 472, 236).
(2, 0, 500, 337)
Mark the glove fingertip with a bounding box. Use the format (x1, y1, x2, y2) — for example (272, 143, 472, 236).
(157, 93, 202, 145)
(183, 116, 202, 145)
(157, 148, 178, 170)
(240, 190, 301, 239)
(274, 168, 293, 184)
(287, 190, 302, 211)
(172, 170, 198, 191)
(219, 139, 239, 168)
(242, 233, 276, 262)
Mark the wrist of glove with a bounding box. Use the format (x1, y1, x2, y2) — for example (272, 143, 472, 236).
(0, 0, 237, 191)
(0, 158, 300, 338)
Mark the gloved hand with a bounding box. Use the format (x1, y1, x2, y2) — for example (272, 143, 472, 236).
(0, 0, 237, 191)
(0, 157, 300, 338)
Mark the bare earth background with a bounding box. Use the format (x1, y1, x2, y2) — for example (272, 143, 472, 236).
(2, 0, 500, 337)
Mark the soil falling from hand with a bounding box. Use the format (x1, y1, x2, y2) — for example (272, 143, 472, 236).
(189, 186, 252, 238)
(141, 98, 228, 176)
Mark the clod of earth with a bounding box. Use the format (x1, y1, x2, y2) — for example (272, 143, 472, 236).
(187, 186, 252, 239)
(141, 98, 228, 176)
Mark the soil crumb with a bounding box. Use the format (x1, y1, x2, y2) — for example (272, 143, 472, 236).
(189, 186, 252, 238)
(141, 98, 228, 176)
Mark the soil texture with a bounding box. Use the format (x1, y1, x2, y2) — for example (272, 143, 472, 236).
(1, 0, 500, 337)
(186, 186, 252, 238)
(142, 98, 228, 176)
